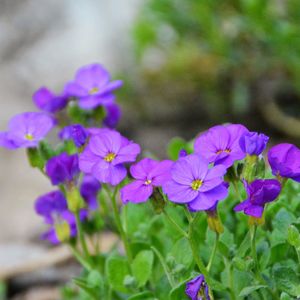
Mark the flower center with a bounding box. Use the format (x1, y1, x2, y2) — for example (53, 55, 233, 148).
(89, 87, 99, 95)
(104, 152, 116, 162)
(216, 148, 231, 154)
(25, 133, 34, 141)
(144, 179, 152, 185)
(191, 179, 203, 191)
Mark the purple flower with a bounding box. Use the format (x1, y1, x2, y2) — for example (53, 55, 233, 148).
(103, 103, 121, 128)
(80, 175, 101, 210)
(163, 154, 228, 211)
(234, 179, 281, 218)
(120, 158, 173, 204)
(34, 190, 87, 244)
(46, 153, 80, 185)
(185, 274, 210, 300)
(59, 124, 88, 147)
(0, 112, 54, 149)
(239, 131, 269, 156)
(268, 143, 300, 182)
(79, 129, 140, 185)
(33, 87, 68, 113)
(194, 124, 248, 168)
(64, 63, 123, 110)
(179, 149, 188, 158)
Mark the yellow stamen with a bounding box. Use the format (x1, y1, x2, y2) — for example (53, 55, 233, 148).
(145, 179, 152, 185)
(89, 87, 99, 94)
(104, 152, 116, 162)
(191, 179, 203, 191)
(216, 149, 231, 154)
(25, 133, 34, 141)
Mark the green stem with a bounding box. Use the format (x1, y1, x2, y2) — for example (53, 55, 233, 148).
(69, 244, 92, 271)
(75, 212, 90, 259)
(224, 258, 236, 300)
(296, 248, 300, 265)
(187, 214, 209, 278)
(105, 185, 133, 264)
(207, 233, 219, 272)
(163, 209, 188, 238)
(233, 181, 243, 202)
(250, 225, 279, 300)
(151, 246, 175, 288)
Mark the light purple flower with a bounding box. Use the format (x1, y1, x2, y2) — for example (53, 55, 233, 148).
(268, 143, 300, 182)
(234, 179, 281, 218)
(163, 154, 228, 211)
(59, 124, 88, 147)
(64, 63, 123, 110)
(80, 175, 101, 210)
(33, 87, 68, 113)
(103, 103, 121, 128)
(35, 190, 87, 244)
(0, 112, 54, 149)
(194, 124, 248, 168)
(239, 131, 269, 156)
(185, 274, 210, 300)
(79, 129, 140, 185)
(120, 158, 173, 204)
(46, 153, 80, 185)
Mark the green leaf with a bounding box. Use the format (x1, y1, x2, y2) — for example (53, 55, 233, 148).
(132, 250, 154, 287)
(239, 285, 267, 297)
(73, 277, 98, 299)
(171, 237, 193, 267)
(273, 265, 300, 297)
(127, 291, 154, 300)
(167, 137, 188, 160)
(280, 292, 294, 300)
(106, 256, 130, 293)
(169, 280, 189, 300)
(287, 225, 300, 248)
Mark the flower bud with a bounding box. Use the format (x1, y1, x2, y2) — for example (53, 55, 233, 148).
(66, 185, 86, 213)
(55, 221, 71, 243)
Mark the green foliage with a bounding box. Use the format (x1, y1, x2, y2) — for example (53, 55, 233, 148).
(132, 250, 154, 287)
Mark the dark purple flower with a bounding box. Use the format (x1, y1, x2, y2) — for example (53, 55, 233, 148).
(79, 129, 140, 185)
(33, 87, 68, 113)
(268, 143, 300, 182)
(239, 131, 269, 156)
(185, 274, 210, 300)
(179, 149, 188, 158)
(0, 112, 54, 149)
(234, 179, 281, 218)
(120, 158, 173, 204)
(34, 190, 87, 244)
(163, 154, 228, 211)
(35, 190, 68, 224)
(80, 175, 101, 210)
(194, 124, 248, 168)
(64, 63, 123, 110)
(59, 124, 88, 147)
(103, 103, 121, 128)
(46, 153, 80, 185)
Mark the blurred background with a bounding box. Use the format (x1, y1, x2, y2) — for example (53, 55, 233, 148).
(0, 0, 300, 299)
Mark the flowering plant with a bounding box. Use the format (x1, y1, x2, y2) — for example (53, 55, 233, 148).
(1, 64, 300, 300)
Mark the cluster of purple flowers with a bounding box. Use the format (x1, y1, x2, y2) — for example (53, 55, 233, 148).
(2, 62, 300, 299)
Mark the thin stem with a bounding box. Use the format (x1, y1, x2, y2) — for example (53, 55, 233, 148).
(151, 246, 175, 288)
(105, 185, 133, 264)
(250, 225, 279, 300)
(75, 212, 90, 259)
(296, 248, 300, 265)
(69, 244, 92, 271)
(233, 181, 243, 202)
(187, 214, 209, 278)
(224, 257, 236, 300)
(207, 233, 219, 272)
(163, 209, 188, 238)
